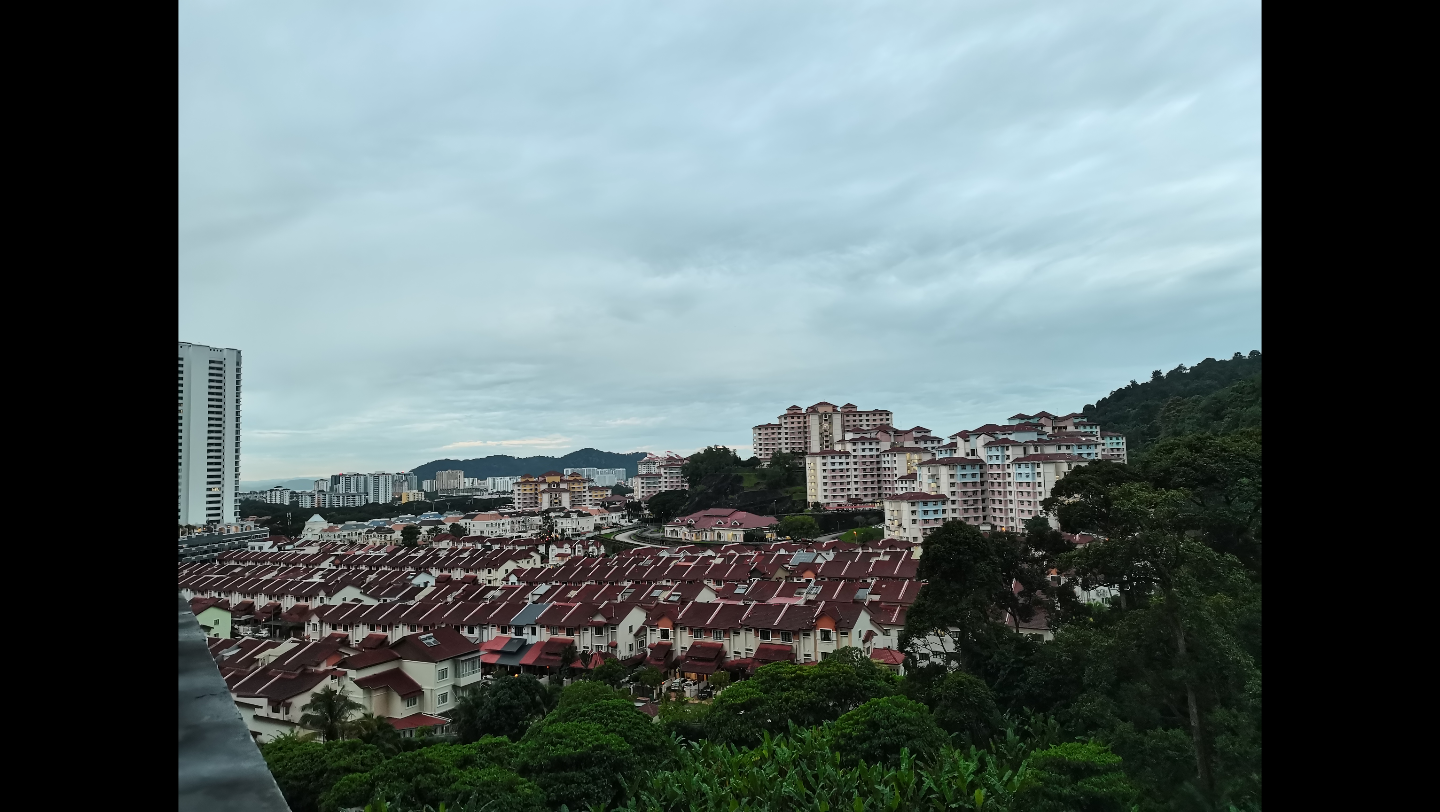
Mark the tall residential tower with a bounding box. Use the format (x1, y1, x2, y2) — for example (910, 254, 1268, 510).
(178, 342, 242, 526)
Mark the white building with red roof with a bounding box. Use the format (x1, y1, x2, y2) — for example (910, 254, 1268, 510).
(664, 508, 777, 543)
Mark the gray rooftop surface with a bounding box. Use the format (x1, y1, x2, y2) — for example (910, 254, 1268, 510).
(178, 594, 290, 812)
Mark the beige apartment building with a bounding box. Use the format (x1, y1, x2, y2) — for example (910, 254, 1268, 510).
(512, 471, 594, 509)
(753, 402, 894, 462)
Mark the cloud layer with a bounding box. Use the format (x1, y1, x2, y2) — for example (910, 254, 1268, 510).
(179, 1, 1261, 479)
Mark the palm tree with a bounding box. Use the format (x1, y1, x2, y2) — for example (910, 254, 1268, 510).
(299, 685, 362, 742)
(558, 642, 581, 682)
(346, 712, 401, 755)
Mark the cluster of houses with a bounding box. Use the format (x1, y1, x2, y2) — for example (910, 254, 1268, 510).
(184, 507, 1099, 742)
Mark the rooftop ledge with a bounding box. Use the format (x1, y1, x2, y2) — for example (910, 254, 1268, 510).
(178, 593, 291, 812)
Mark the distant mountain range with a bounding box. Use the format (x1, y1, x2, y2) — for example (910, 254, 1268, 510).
(240, 449, 649, 492)
(240, 477, 325, 492)
(411, 449, 649, 482)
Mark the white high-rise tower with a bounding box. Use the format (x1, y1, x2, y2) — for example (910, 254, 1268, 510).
(178, 342, 242, 526)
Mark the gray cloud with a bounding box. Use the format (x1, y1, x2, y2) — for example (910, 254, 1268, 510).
(179, 0, 1261, 479)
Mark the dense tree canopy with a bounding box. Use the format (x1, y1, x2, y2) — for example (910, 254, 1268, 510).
(450, 676, 550, 742)
(1082, 350, 1261, 454)
(646, 490, 690, 524)
(777, 514, 820, 540)
(681, 445, 744, 488)
(705, 651, 897, 746)
(515, 698, 678, 809)
(828, 696, 949, 767)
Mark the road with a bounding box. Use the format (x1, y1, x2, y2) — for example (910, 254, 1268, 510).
(611, 525, 669, 548)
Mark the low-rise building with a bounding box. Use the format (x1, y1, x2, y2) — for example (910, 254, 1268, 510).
(664, 508, 777, 542)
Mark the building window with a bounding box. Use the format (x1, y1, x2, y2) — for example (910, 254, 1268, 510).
(781, 631, 793, 643)
(438, 692, 449, 706)
(437, 667, 449, 681)
(405, 696, 418, 708)
(759, 629, 772, 641)
(659, 628, 670, 640)
(819, 629, 832, 642)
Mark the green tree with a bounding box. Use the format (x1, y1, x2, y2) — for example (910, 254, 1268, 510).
(590, 657, 627, 687)
(261, 737, 385, 812)
(708, 670, 731, 691)
(930, 671, 1001, 744)
(453, 675, 550, 741)
(778, 514, 820, 540)
(344, 712, 401, 755)
(657, 695, 712, 741)
(635, 665, 664, 696)
(829, 696, 949, 768)
(556, 679, 627, 710)
(901, 520, 1049, 674)
(760, 451, 804, 488)
(611, 483, 634, 495)
(299, 685, 363, 743)
(742, 527, 769, 544)
(839, 526, 883, 544)
(647, 490, 690, 524)
(1039, 461, 1147, 540)
(515, 698, 678, 809)
(318, 740, 540, 812)
(1014, 742, 1138, 812)
(400, 524, 420, 547)
(448, 522, 467, 539)
(681, 445, 743, 488)
(1058, 483, 1261, 807)
(705, 654, 896, 746)
(553, 641, 580, 681)
(1138, 428, 1263, 570)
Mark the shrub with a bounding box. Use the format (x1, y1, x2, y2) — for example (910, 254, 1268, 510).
(829, 696, 949, 767)
(1014, 741, 1138, 812)
(930, 670, 1001, 744)
(556, 679, 629, 710)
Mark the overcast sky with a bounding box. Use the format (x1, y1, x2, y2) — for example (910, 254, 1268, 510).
(178, 1, 1261, 482)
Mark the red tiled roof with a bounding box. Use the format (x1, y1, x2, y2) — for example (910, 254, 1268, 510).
(231, 668, 337, 701)
(353, 668, 423, 697)
(519, 637, 574, 668)
(358, 633, 389, 650)
(388, 713, 449, 731)
(479, 635, 513, 652)
(340, 648, 402, 669)
(753, 643, 794, 663)
(646, 641, 674, 667)
(389, 627, 478, 663)
(870, 648, 905, 665)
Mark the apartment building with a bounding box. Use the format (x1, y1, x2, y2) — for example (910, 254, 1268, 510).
(513, 471, 595, 509)
(915, 456, 989, 528)
(879, 447, 933, 496)
(434, 470, 465, 493)
(564, 467, 628, 487)
(486, 476, 519, 493)
(178, 341, 242, 526)
(753, 402, 895, 462)
(804, 423, 952, 508)
(634, 454, 687, 500)
(1100, 432, 1128, 462)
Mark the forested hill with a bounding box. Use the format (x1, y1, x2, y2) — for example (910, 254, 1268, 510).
(1083, 350, 1261, 454)
(411, 449, 647, 482)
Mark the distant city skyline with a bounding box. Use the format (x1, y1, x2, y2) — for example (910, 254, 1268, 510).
(180, 2, 1260, 480)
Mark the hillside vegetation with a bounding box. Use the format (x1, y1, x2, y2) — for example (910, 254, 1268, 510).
(1083, 350, 1261, 455)
(412, 449, 647, 482)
